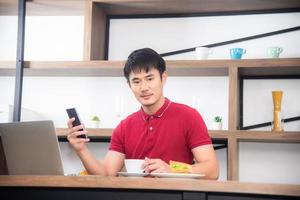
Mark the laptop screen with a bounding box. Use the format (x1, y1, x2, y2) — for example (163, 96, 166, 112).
(0, 120, 64, 175)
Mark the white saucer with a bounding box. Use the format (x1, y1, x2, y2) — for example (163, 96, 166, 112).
(117, 172, 149, 177)
(150, 172, 204, 179)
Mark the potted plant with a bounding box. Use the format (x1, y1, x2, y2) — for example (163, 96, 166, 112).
(212, 116, 222, 130)
(90, 115, 100, 128)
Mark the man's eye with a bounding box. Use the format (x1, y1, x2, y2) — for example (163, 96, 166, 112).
(132, 81, 140, 84)
(147, 78, 153, 81)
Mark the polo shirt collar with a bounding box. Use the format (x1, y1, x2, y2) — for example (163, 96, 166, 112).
(140, 98, 171, 121)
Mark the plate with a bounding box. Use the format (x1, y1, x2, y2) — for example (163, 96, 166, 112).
(117, 172, 149, 177)
(150, 172, 204, 179)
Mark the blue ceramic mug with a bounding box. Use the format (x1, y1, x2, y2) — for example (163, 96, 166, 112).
(230, 48, 246, 59)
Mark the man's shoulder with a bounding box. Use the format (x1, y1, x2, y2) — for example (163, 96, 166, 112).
(121, 110, 141, 123)
(170, 101, 197, 114)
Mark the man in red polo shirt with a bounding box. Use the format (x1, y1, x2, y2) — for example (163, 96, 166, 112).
(67, 48, 219, 179)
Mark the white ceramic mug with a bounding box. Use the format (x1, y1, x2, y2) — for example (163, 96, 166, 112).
(195, 47, 213, 60)
(124, 159, 144, 173)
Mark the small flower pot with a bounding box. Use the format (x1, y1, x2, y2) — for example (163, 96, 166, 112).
(212, 122, 222, 130)
(91, 121, 100, 128)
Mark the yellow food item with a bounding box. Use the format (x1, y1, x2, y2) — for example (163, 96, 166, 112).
(79, 170, 89, 176)
(169, 160, 191, 173)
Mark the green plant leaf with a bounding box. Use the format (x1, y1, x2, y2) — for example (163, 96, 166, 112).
(214, 116, 222, 122)
(91, 116, 100, 121)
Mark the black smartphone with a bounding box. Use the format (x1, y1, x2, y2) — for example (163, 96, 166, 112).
(66, 108, 87, 139)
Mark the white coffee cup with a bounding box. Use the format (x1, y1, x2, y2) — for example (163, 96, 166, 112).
(195, 47, 213, 60)
(124, 159, 144, 173)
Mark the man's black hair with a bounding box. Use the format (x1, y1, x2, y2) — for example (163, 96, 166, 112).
(123, 48, 166, 82)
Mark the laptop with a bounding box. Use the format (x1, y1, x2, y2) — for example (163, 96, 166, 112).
(0, 120, 64, 175)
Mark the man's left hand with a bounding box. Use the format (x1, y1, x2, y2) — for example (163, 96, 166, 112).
(143, 157, 170, 173)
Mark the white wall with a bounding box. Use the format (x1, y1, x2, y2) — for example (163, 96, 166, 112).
(0, 13, 300, 183)
(108, 13, 300, 60)
(0, 16, 84, 60)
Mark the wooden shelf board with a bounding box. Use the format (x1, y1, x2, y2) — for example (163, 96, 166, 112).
(1, 0, 299, 16)
(56, 128, 230, 139)
(56, 128, 113, 138)
(238, 58, 300, 76)
(0, 60, 229, 77)
(233, 58, 300, 68)
(1, 58, 299, 77)
(92, 0, 300, 16)
(208, 130, 230, 139)
(235, 131, 300, 143)
(1, 175, 300, 197)
(55, 128, 300, 143)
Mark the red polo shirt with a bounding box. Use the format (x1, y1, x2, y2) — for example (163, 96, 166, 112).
(109, 98, 211, 164)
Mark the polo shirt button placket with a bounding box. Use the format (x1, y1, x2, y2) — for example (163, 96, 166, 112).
(149, 116, 154, 132)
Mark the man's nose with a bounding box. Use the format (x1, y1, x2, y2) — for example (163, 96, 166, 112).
(140, 80, 149, 91)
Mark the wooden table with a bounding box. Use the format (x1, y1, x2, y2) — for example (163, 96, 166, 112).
(0, 175, 299, 200)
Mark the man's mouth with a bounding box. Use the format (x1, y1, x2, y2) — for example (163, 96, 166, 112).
(140, 94, 152, 99)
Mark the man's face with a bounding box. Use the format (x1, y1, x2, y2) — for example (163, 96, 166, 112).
(128, 68, 167, 107)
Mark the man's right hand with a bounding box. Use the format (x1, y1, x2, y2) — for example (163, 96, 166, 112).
(67, 118, 90, 152)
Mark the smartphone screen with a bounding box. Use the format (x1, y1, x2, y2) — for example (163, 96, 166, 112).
(66, 108, 87, 138)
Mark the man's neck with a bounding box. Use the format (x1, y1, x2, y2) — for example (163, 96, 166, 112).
(142, 96, 165, 115)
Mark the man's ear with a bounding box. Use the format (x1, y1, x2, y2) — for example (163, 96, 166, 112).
(162, 72, 167, 85)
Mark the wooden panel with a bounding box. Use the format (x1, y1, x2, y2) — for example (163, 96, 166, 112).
(0, 59, 299, 77)
(0, 176, 300, 197)
(167, 60, 228, 76)
(56, 128, 300, 143)
(0, 60, 228, 76)
(234, 58, 300, 68)
(228, 67, 239, 131)
(56, 128, 113, 138)
(208, 131, 229, 139)
(56, 128, 229, 140)
(238, 58, 300, 76)
(83, 1, 108, 60)
(0, 60, 124, 77)
(83, 0, 93, 60)
(92, 2, 107, 60)
(227, 136, 239, 181)
(235, 131, 300, 143)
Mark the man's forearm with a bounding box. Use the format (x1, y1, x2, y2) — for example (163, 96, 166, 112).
(191, 160, 219, 180)
(76, 148, 107, 175)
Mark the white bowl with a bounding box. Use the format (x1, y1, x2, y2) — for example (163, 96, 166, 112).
(124, 159, 144, 173)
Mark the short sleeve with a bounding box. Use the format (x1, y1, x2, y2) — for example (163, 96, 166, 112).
(109, 121, 125, 154)
(186, 109, 212, 149)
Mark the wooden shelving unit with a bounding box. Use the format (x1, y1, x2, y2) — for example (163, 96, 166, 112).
(0, 0, 300, 181)
(81, 0, 300, 60)
(1, 58, 300, 180)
